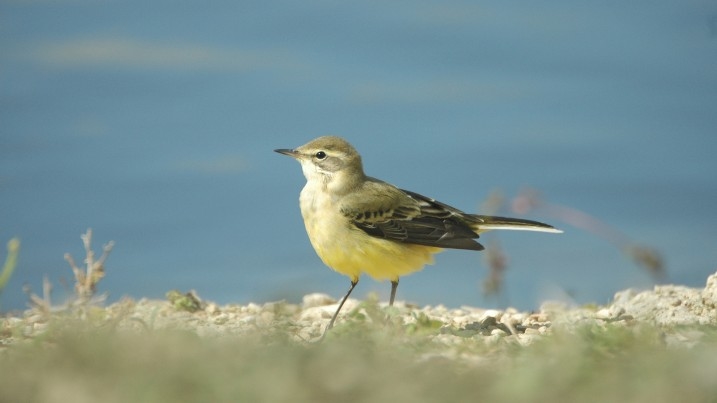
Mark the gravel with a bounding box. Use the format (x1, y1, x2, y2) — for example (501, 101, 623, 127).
(3, 270, 717, 348)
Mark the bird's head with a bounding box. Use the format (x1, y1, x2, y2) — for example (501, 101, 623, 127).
(275, 136, 366, 191)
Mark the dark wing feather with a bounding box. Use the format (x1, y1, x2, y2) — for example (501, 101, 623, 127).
(343, 187, 484, 251)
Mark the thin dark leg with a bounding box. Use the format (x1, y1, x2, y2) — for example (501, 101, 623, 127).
(323, 279, 358, 337)
(389, 278, 399, 306)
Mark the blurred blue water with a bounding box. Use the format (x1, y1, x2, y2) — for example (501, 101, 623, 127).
(2, 1, 716, 312)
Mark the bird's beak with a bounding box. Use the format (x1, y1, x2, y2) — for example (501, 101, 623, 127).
(274, 148, 300, 158)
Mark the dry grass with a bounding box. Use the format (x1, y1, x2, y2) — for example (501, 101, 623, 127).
(2, 304, 717, 403)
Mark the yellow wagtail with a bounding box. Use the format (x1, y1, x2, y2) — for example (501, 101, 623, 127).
(275, 136, 561, 334)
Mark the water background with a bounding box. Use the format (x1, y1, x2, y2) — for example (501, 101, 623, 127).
(2, 1, 716, 311)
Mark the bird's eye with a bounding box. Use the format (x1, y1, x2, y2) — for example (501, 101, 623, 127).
(315, 151, 327, 160)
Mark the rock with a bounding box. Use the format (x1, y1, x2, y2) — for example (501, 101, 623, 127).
(302, 293, 335, 308)
(609, 271, 717, 326)
(702, 271, 717, 305)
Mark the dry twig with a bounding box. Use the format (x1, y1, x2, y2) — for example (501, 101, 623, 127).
(512, 189, 665, 281)
(65, 228, 115, 302)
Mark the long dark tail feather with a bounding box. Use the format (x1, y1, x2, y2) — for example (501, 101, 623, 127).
(470, 215, 562, 233)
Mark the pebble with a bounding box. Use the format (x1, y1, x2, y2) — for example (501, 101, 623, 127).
(595, 308, 613, 320)
(517, 333, 541, 346)
(480, 309, 502, 321)
(255, 311, 275, 327)
(302, 293, 335, 308)
(212, 314, 229, 325)
(490, 328, 508, 337)
(3, 270, 717, 353)
(205, 303, 220, 315)
(299, 306, 333, 322)
(524, 327, 541, 335)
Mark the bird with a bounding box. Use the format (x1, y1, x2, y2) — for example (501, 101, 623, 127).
(275, 136, 561, 335)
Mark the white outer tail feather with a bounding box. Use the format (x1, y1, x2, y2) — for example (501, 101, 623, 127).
(478, 224, 563, 233)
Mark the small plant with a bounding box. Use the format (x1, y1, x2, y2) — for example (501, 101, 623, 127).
(64, 228, 115, 303)
(25, 229, 115, 313)
(166, 290, 203, 312)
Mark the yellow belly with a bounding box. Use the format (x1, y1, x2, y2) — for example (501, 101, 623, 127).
(299, 181, 443, 282)
(303, 207, 442, 282)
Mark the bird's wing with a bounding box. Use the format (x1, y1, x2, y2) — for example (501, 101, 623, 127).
(339, 182, 484, 251)
(403, 189, 562, 234)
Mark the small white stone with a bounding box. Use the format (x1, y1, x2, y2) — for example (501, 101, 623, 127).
(490, 328, 508, 337)
(595, 308, 612, 320)
(426, 304, 449, 314)
(255, 311, 275, 327)
(25, 314, 44, 324)
(504, 307, 519, 315)
(524, 327, 541, 335)
(484, 333, 502, 345)
(505, 312, 526, 324)
(238, 315, 256, 326)
(299, 306, 333, 322)
(530, 312, 550, 322)
(212, 313, 229, 324)
(205, 303, 220, 315)
(517, 333, 541, 346)
(296, 327, 317, 342)
(480, 309, 502, 322)
(451, 315, 471, 327)
(302, 293, 336, 308)
(609, 306, 626, 318)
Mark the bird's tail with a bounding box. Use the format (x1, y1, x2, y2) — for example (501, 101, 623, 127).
(470, 215, 562, 234)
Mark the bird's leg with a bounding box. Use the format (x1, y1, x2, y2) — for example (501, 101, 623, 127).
(389, 278, 399, 306)
(323, 278, 358, 337)
(379, 278, 401, 328)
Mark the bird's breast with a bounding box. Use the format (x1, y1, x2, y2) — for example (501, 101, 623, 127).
(298, 183, 441, 281)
